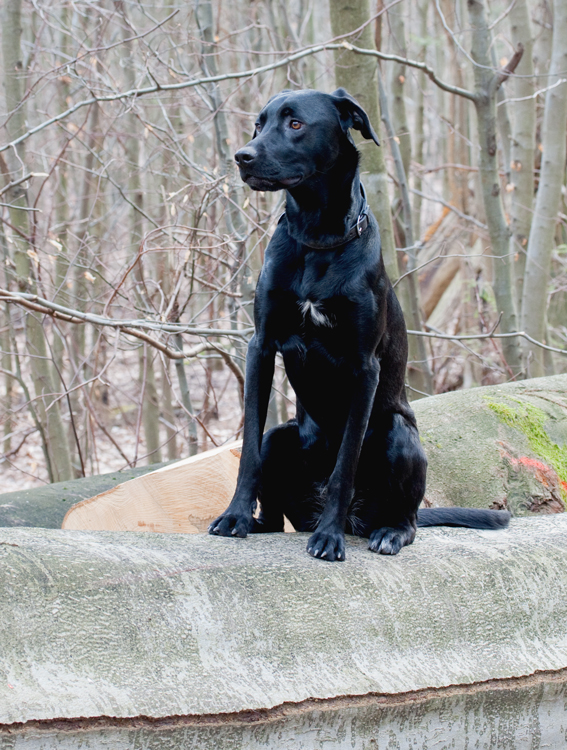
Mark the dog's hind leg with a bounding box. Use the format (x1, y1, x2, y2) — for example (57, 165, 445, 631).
(250, 421, 298, 533)
(363, 413, 427, 555)
(252, 419, 330, 534)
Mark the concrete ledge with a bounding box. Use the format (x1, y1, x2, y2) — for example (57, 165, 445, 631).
(2, 516, 567, 747)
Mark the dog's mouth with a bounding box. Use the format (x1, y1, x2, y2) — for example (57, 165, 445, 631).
(243, 174, 303, 191)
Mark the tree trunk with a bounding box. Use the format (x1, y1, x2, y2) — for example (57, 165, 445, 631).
(467, 0, 523, 378)
(117, 3, 162, 463)
(175, 334, 199, 457)
(508, 0, 536, 306)
(195, 0, 253, 355)
(140, 345, 163, 464)
(161, 358, 178, 462)
(328, 0, 398, 283)
(0, 227, 14, 454)
(387, 3, 411, 177)
(439, 0, 471, 214)
(412, 0, 429, 239)
(330, 0, 433, 397)
(68, 99, 100, 476)
(532, 0, 553, 78)
(378, 71, 434, 398)
(52, 0, 72, 374)
(520, 0, 567, 377)
(1, 0, 73, 481)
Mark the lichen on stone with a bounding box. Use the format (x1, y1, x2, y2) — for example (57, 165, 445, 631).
(486, 398, 567, 501)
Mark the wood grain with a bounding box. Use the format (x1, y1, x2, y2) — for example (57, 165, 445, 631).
(62, 441, 294, 533)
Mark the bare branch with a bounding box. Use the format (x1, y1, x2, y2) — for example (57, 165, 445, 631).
(340, 41, 476, 101)
(494, 43, 524, 90)
(409, 188, 488, 230)
(407, 327, 567, 356)
(498, 77, 567, 106)
(0, 288, 253, 338)
(0, 35, 478, 155)
(488, 0, 518, 29)
(0, 172, 47, 198)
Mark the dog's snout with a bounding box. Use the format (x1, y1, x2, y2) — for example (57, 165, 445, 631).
(235, 147, 257, 167)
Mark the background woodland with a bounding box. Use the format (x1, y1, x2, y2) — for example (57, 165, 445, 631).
(1, 0, 566, 489)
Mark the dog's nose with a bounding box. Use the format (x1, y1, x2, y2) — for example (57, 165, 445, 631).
(235, 147, 257, 167)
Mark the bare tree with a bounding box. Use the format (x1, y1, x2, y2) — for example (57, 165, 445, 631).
(466, 0, 523, 378)
(508, 0, 536, 306)
(521, 0, 567, 376)
(2, 0, 73, 481)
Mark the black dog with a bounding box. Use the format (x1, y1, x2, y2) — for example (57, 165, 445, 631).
(209, 88, 510, 561)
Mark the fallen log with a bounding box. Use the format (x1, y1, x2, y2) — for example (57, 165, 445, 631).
(416, 373, 566, 515)
(0, 462, 172, 529)
(1, 518, 567, 747)
(61, 374, 567, 534)
(62, 441, 244, 533)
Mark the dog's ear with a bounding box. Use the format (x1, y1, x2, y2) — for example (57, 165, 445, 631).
(330, 88, 380, 147)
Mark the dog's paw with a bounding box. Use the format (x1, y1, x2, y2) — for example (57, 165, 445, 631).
(208, 513, 251, 538)
(368, 525, 415, 555)
(306, 529, 346, 562)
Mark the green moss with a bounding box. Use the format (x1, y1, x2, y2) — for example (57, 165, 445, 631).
(486, 398, 567, 490)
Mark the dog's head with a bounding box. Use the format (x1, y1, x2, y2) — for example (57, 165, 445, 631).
(234, 88, 380, 192)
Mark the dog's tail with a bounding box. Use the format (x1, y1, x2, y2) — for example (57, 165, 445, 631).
(416, 507, 511, 529)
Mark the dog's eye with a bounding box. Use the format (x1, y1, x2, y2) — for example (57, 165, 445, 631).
(290, 120, 302, 130)
(255, 122, 262, 134)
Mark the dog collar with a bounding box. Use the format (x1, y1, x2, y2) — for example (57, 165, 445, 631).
(282, 183, 370, 250)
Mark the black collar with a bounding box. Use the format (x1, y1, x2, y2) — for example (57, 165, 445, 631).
(282, 183, 370, 250)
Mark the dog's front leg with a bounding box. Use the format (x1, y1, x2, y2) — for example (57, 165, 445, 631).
(307, 360, 380, 561)
(209, 335, 275, 538)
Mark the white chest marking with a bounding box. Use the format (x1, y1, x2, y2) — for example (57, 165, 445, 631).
(299, 299, 334, 327)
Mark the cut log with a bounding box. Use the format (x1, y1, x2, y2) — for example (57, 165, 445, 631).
(0, 462, 173, 529)
(2, 519, 567, 747)
(61, 375, 566, 535)
(62, 442, 244, 533)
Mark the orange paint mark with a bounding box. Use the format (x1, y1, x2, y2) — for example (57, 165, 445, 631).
(507, 455, 560, 490)
(515, 456, 551, 472)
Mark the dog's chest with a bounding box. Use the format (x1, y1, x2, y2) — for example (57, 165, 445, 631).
(299, 298, 333, 328)
(267, 260, 362, 359)
(293, 253, 348, 328)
